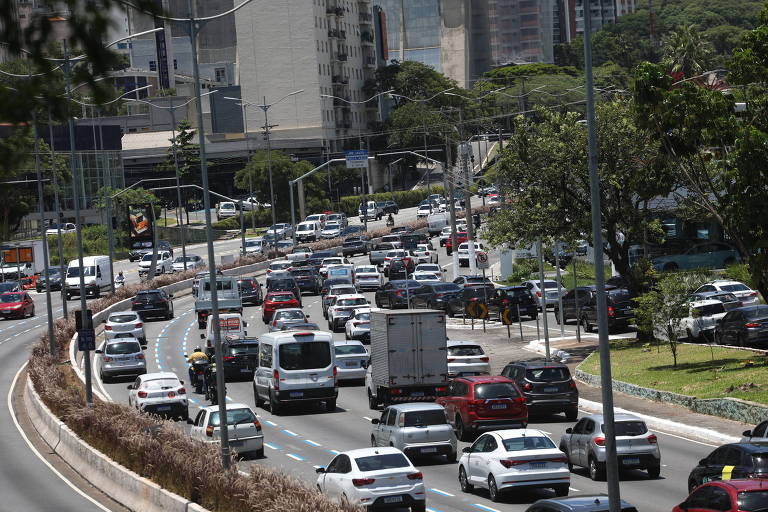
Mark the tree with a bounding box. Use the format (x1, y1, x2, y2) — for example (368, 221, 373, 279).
(662, 24, 714, 77)
(486, 101, 672, 298)
(372, 61, 460, 108)
(157, 120, 202, 224)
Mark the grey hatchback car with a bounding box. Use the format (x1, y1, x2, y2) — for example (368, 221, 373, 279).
(96, 338, 147, 382)
(370, 403, 458, 463)
(525, 495, 638, 512)
(559, 413, 661, 481)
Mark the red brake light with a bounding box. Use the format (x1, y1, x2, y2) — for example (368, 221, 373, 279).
(206, 425, 214, 437)
(223, 356, 235, 361)
(102, 356, 113, 362)
(178, 387, 186, 395)
(647, 434, 657, 444)
(535, 291, 541, 297)
(568, 379, 577, 389)
(548, 456, 569, 463)
(333, 366, 338, 378)
(407, 472, 423, 480)
(390, 388, 403, 395)
(135, 323, 143, 328)
(135, 353, 145, 360)
(137, 391, 148, 398)
(104, 325, 112, 331)
(745, 322, 761, 328)
(447, 358, 456, 362)
(436, 386, 447, 392)
(167, 391, 176, 398)
(750, 291, 758, 297)
(593, 436, 605, 446)
(273, 369, 280, 390)
(607, 306, 615, 317)
(523, 383, 533, 392)
(500, 459, 528, 468)
(352, 478, 375, 487)
(480, 356, 489, 362)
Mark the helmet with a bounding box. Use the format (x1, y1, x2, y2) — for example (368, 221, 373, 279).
(194, 346, 202, 352)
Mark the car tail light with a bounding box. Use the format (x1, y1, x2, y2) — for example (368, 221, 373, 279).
(745, 322, 761, 328)
(390, 388, 403, 395)
(750, 291, 758, 297)
(568, 379, 577, 389)
(135, 323, 143, 328)
(407, 472, 423, 480)
(137, 391, 148, 398)
(206, 425, 214, 437)
(502, 299, 510, 304)
(647, 434, 658, 444)
(593, 436, 605, 446)
(253, 420, 262, 431)
(398, 414, 405, 427)
(352, 478, 375, 487)
(480, 356, 489, 362)
(468, 399, 484, 410)
(223, 356, 235, 361)
(394, 290, 404, 297)
(436, 386, 448, 393)
(135, 353, 145, 360)
(607, 306, 615, 317)
(500, 459, 529, 468)
(447, 357, 456, 363)
(178, 387, 186, 395)
(273, 369, 281, 390)
(102, 356, 113, 363)
(535, 291, 541, 297)
(104, 325, 112, 331)
(523, 383, 533, 392)
(167, 391, 176, 398)
(547, 456, 569, 463)
(333, 366, 338, 380)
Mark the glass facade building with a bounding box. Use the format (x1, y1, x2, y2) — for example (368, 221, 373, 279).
(375, 0, 442, 71)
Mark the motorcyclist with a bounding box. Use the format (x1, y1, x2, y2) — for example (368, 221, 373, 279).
(386, 213, 394, 226)
(187, 347, 209, 383)
(473, 212, 481, 230)
(114, 271, 125, 286)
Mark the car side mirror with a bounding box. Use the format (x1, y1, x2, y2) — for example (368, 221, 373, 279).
(243, 321, 248, 327)
(565, 428, 573, 434)
(141, 346, 147, 351)
(306, 315, 310, 319)
(180, 380, 184, 385)
(126, 385, 133, 390)
(315, 467, 326, 474)
(95, 349, 103, 354)
(462, 447, 471, 453)
(187, 418, 194, 425)
(168, 293, 174, 298)
(200, 334, 206, 339)
(371, 418, 379, 424)
(743, 430, 753, 437)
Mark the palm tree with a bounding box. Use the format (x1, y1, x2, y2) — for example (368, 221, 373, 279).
(662, 24, 713, 78)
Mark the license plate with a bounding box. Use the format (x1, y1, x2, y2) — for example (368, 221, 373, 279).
(623, 457, 640, 465)
(1, 310, 9, 314)
(544, 386, 559, 393)
(529, 462, 546, 469)
(345, 361, 357, 367)
(491, 404, 507, 409)
(383, 496, 403, 504)
(289, 391, 304, 398)
(411, 391, 425, 397)
(157, 406, 171, 411)
(421, 447, 437, 453)
(144, 305, 153, 309)
(240, 368, 251, 373)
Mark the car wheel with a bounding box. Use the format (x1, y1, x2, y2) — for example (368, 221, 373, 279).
(554, 484, 569, 497)
(367, 389, 378, 410)
(456, 415, 472, 442)
(565, 406, 578, 421)
(253, 384, 265, 408)
(647, 465, 661, 479)
(459, 465, 473, 492)
(325, 399, 336, 412)
(588, 457, 606, 481)
(269, 393, 282, 415)
(581, 316, 593, 333)
(411, 501, 426, 512)
(487, 474, 500, 502)
(255, 447, 264, 459)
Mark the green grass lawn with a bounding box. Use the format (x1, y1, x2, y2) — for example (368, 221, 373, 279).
(580, 340, 768, 405)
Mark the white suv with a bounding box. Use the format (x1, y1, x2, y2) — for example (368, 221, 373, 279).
(679, 299, 727, 341)
(327, 294, 370, 332)
(694, 280, 760, 306)
(127, 372, 188, 421)
(137, 251, 173, 276)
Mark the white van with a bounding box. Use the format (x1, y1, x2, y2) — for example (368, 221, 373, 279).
(64, 255, 112, 299)
(253, 330, 337, 414)
(202, 313, 248, 354)
(295, 221, 321, 243)
(304, 213, 327, 228)
(427, 212, 449, 236)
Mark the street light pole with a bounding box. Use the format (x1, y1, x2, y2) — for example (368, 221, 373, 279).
(48, 108, 68, 318)
(261, 97, 276, 228)
(168, 98, 188, 271)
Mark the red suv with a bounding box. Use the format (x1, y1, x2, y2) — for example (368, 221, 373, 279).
(445, 231, 468, 256)
(262, 292, 300, 323)
(674, 479, 768, 512)
(435, 376, 527, 441)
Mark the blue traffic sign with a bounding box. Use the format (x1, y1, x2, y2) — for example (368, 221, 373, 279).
(345, 149, 369, 169)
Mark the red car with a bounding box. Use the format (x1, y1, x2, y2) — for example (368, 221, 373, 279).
(674, 479, 768, 512)
(262, 291, 300, 324)
(0, 291, 35, 319)
(436, 375, 527, 441)
(445, 231, 468, 256)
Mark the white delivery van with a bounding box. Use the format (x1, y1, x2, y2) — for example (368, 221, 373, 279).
(295, 221, 321, 243)
(427, 212, 449, 236)
(202, 312, 248, 354)
(64, 255, 112, 299)
(253, 330, 337, 414)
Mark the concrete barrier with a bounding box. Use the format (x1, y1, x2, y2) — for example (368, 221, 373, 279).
(24, 377, 209, 512)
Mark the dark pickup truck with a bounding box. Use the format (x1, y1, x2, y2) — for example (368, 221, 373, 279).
(342, 235, 371, 257)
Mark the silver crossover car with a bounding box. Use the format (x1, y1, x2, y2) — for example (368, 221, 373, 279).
(96, 338, 147, 382)
(371, 403, 457, 463)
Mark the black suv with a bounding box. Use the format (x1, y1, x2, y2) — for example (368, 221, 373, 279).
(131, 289, 174, 320)
(221, 338, 260, 381)
(265, 272, 302, 306)
(579, 287, 634, 333)
(500, 360, 579, 420)
(488, 286, 538, 321)
(36, 266, 66, 292)
(382, 200, 399, 214)
(237, 277, 263, 306)
(342, 235, 371, 257)
(409, 282, 463, 313)
(291, 267, 322, 295)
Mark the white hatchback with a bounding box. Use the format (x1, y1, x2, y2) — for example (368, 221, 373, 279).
(316, 447, 426, 510)
(333, 340, 369, 382)
(446, 340, 490, 377)
(189, 403, 264, 459)
(267, 259, 293, 274)
(127, 372, 188, 421)
(354, 265, 383, 291)
(104, 311, 146, 344)
(695, 280, 760, 306)
(458, 429, 569, 502)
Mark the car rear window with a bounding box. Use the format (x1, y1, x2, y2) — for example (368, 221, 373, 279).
(335, 344, 367, 355)
(403, 409, 447, 427)
(355, 453, 410, 472)
(501, 436, 556, 451)
(693, 303, 726, 316)
(525, 367, 571, 382)
(543, 281, 560, 289)
(109, 314, 138, 323)
(268, 279, 296, 291)
(105, 342, 141, 354)
(474, 383, 520, 399)
(138, 292, 163, 300)
(603, 421, 648, 436)
(337, 298, 367, 306)
(278, 341, 331, 370)
(737, 491, 768, 511)
(228, 344, 259, 355)
(276, 310, 305, 320)
(331, 287, 357, 296)
(142, 378, 179, 389)
(239, 280, 257, 291)
(209, 408, 256, 427)
(268, 294, 295, 302)
(608, 290, 631, 302)
(448, 345, 484, 357)
(434, 284, 461, 293)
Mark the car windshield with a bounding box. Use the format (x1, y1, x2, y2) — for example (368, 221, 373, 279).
(105, 342, 141, 354)
(603, 421, 648, 436)
(142, 378, 179, 389)
(403, 409, 447, 427)
(337, 298, 367, 306)
(335, 344, 367, 355)
(0, 293, 22, 303)
(526, 367, 570, 382)
(543, 281, 560, 288)
(502, 436, 556, 451)
(433, 284, 461, 293)
(66, 266, 95, 277)
(722, 283, 750, 292)
(474, 383, 520, 399)
(503, 288, 530, 298)
(245, 240, 262, 247)
(109, 314, 138, 323)
(693, 303, 726, 316)
(355, 453, 410, 472)
(278, 341, 331, 370)
(228, 344, 259, 355)
(357, 267, 377, 273)
(276, 310, 305, 320)
(331, 287, 357, 296)
(355, 312, 371, 321)
(268, 294, 295, 303)
(448, 345, 484, 357)
(209, 408, 256, 427)
(737, 490, 768, 511)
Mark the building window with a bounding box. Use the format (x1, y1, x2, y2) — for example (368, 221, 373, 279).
(215, 68, 226, 82)
(173, 59, 178, 70)
(149, 60, 157, 71)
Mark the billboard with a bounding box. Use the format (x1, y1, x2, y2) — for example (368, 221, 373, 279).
(128, 204, 153, 242)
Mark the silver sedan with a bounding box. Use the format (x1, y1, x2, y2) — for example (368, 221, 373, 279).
(267, 308, 309, 332)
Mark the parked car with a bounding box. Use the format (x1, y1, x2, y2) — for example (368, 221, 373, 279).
(262, 291, 300, 323)
(215, 201, 237, 220)
(327, 294, 370, 332)
(345, 309, 374, 342)
(559, 413, 661, 481)
(409, 282, 463, 313)
(521, 279, 567, 309)
(237, 277, 263, 306)
(96, 338, 147, 382)
(677, 299, 728, 341)
(371, 403, 457, 462)
(290, 267, 322, 295)
(689, 290, 743, 311)
(221, 338, 260, 380)
(695, 280, 760, 307)
(652, 242, 740, 271)
(579, 287, 634, 333)
(0, 291, 34, 319)
(315, 447, 425, 511)
(742, 420, 768, 443)
(374, 280, 421, 309)
(333, 340, 368, 383)
(488, 286, 538, 321)
(554, 285, 611, 325)
(458, 429, 569, 501)
(266, 223, 293, 239)
(104, 311, 146, 344)
(436, 376, 528, 441)
(342, 235, 371, 257)
(500, 360, 578, 420)
(131, 289, 174, 320)
(524, 496, 638, 512)
(688, 443, 768, 490)
(189, 403, 263, 459)
(171, 255, 205, 272)
(354, 265, 383, 291)
(304, 213, 327, 228)
(295, 221, 321, 242)
(127, 371, 188, 421)
(674, 480, 768, 512)
(326, 213, 348, 228)
(446, 340, 490, 377)
(714, 305, 768, 346)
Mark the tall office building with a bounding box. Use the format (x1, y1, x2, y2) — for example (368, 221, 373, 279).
(488, 0, 555, 65)
(235, 0, 380, 152)
(573, 0, 635, 35)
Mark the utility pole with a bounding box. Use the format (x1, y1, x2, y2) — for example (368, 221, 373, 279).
(445, 134, 460, 280)
(261, 96, 277, 229)
(48, 108, 68, 318)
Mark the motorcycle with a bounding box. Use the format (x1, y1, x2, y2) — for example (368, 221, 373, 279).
(204, 365, 226, 405)
(114, 277, 125, 288)
(386, 216, 395, 227)
(190, 359, 210, 394)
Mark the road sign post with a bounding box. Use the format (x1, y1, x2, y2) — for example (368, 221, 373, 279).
(346, 149, 370, 232)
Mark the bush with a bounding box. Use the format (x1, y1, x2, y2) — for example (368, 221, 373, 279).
(724, 263, 754, 289)
(48, 225, 129, 265)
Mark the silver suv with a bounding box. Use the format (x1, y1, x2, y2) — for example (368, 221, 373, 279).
(370, 403, 457, 463)
(96, 338, 147, 383)
(558, 413, 661, 480)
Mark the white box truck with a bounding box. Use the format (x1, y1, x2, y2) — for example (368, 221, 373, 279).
(427, 212, 449, 236)
(365, 309, 449, 409)
(0, 240, 48, 280)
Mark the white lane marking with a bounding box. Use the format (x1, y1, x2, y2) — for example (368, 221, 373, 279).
(303, 439, 321, 447)
(569, 487, 580, 492)
(472, 504, 502, 512)
(286, 453, 304, 461)
(264, 420, 278, 427)
(281, 429, 299, 437)
(264, 442, 281, 450)
(7, 362, 112, 511)
(429, 488, 454, 497)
